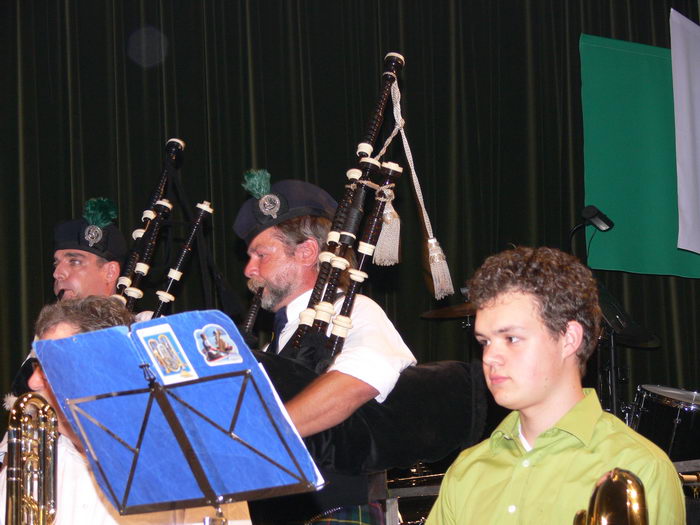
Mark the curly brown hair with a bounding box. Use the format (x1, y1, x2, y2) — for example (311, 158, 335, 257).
(35, 296, 135, 337)
(468, 246, 601, 375)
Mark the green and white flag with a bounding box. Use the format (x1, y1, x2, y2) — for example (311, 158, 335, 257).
(671, 9, 700, 255)
(580, 33, 700, 277)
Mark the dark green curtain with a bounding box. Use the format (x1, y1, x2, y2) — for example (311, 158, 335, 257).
(2, 1, 699, 425)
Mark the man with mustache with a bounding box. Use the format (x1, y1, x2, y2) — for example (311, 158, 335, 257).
(233, 178, 416, 524)
(426, 247, 684, 524)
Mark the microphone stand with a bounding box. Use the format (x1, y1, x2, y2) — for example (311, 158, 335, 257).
(608, 330, 620, 418)
(568, 219, 621, 418)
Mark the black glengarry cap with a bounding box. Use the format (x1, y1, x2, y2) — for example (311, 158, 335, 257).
(233, 170, 337, 245)
(54, 197, 127, 263)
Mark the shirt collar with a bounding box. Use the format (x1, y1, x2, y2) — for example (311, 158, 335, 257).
(490, 388, 602, 451)
(284, 289, 313, 326)
(552, 388, 602, 445)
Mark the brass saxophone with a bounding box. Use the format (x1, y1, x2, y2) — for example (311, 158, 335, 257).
(573, 468, 648, 525)
(5, 392, 58, 525)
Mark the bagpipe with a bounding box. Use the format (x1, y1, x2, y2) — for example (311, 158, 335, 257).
(112, 139, 215, 318)
(243, 53, 487, 474)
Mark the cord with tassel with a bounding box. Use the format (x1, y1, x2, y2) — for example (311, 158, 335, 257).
(373, 189, 401, 266)
(373, 81, 454, 299)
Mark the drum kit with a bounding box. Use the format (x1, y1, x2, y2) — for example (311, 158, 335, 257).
(593, 284, 700, 482)
(387, 290, 700, 523)
(630, 384, 700, 502)
(630, 385, 700, 462)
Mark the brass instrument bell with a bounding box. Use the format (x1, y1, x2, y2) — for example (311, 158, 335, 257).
(5, 392, 58, 525)
(574, 468, 648, 525)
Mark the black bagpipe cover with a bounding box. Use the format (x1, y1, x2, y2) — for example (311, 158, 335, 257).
(252, 349, 487, 475)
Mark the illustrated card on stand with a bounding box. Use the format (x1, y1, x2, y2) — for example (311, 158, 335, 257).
(33, 309, 323, 515)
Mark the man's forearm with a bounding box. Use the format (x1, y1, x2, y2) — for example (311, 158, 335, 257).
(285, 370, 379, 437)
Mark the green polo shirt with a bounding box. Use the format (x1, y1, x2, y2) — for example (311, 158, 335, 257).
(426, 389, 684, 524)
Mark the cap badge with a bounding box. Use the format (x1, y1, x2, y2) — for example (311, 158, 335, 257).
(258, 194, 281, 219)
(84, 225, 104, 247)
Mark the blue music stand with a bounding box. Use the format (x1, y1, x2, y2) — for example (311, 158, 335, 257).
(34, 310, 322, 515)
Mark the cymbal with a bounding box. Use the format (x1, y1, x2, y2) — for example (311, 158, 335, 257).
(421, 302, 475, 320)
(600, 322, 661, 349)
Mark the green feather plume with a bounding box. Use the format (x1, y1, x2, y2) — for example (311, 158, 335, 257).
(83, 197, 118, 228)
(241, 169, 272, 199)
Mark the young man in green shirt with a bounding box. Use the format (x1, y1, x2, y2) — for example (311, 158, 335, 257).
(426, 246, 684, 524)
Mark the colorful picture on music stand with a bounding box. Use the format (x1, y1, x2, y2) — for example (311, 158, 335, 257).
(193, 323, 243, 366)
(136, 324, 198, 384)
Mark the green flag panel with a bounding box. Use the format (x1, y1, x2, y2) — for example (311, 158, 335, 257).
(580, 33, 700, 277)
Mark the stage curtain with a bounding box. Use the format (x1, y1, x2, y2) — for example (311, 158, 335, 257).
(1, 1, 699, 434)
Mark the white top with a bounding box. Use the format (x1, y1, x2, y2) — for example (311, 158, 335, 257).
(0, 434, 251, 525)
(271, 289, 416, 402)
(518, 423, 533, 452)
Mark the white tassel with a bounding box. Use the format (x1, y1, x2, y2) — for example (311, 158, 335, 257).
(427, 238, 454, 300)
(374, 200, 401, 266)
(373, 79, 455, 299)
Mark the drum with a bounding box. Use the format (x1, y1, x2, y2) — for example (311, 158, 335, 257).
(630, 384, 700, 461)
(387, 454, 456, 524)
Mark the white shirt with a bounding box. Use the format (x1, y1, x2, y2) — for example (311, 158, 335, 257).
(0, 434, 251, 525)
(271, 290, 416, 402)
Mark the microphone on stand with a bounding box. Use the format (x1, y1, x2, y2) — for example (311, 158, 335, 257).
(568, 204, 614, 256)
(582, 205, 614, 232)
